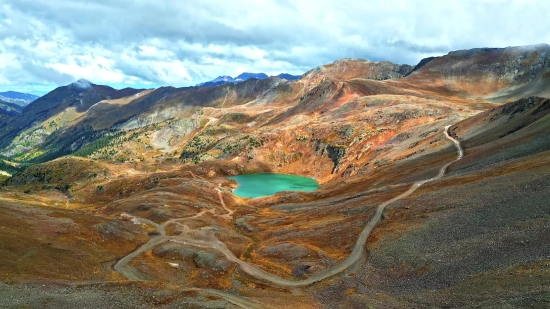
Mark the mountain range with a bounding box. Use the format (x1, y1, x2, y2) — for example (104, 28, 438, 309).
(0, 44, 549, 308)
(0, 91, 39, 106)
(197, 72, 301, 87)
(0, 91, 39, 123)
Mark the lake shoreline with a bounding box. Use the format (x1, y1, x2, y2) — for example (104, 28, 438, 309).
(227, 173, 319, 198)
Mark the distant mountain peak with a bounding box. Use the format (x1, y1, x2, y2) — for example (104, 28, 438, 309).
(210, 76, 233, 83)
(234, 73, 268, 81)
(276, 73, 302, 80)
(70, 79, 93, 90)
(197, 72, 301, 87)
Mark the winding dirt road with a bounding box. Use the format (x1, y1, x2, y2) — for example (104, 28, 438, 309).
(114, 125, 464, 290)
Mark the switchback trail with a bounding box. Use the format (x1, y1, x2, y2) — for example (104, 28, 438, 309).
(114, 125, 464, 289)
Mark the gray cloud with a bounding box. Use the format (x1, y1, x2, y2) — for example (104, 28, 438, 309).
(385, 39, 451, 54)
(1, 0, 550, 93)
(20, 61, 75, 85)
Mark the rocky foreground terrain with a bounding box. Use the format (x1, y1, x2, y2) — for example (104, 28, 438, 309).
(0, 44, 549, 308)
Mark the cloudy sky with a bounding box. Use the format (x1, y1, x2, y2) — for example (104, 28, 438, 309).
(1, 0, 550, 95)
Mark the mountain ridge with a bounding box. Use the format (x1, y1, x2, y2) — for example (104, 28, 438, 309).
(2, 44, 550, 164)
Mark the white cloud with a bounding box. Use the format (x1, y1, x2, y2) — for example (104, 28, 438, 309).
(45, 54, 125, 83)
(0, 0, 549, 95)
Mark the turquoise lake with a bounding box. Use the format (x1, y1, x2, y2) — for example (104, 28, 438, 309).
(227, 173, 320, 198)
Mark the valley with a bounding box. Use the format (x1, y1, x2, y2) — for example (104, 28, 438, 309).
(0, 44, 549, 308)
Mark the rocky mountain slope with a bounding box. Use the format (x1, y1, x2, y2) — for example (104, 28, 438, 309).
(401, 44, 550, 100)
(0, 100, 24, 134)
(0, 44, 549, 308)
(0, 100, 23, 117)
(0, 80, 143, 161)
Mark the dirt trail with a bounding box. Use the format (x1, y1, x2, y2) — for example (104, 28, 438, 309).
(221, 90, 230, 108)
(114, 186, 235, 279)
(114, 125, 463, 290)
(216, 187, 234, 220)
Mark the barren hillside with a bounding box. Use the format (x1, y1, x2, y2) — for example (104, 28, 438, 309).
(1, 44, 549, 308)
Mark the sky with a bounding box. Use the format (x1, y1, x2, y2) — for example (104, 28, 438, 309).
(1, 0, 550, 96)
